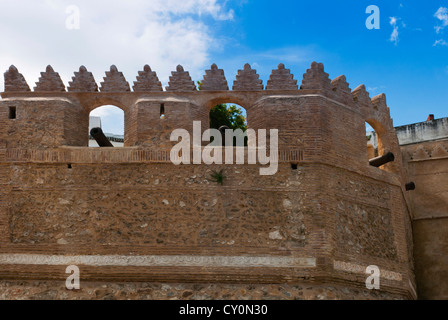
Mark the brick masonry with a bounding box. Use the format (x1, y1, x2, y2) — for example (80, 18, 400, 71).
(0, 62, 418, 300)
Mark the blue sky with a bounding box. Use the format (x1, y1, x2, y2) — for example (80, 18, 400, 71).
(0, 0, 447, 133)
(212, 0, 448, 127)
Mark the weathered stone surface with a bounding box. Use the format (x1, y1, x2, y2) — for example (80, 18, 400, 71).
(0, 281, 405, 300)
(166, 65, 196, 92)
(335, 199, 397, 260)
(68, 66, 98, 92)
(399, 137, 448, 300)
(133, 65, 163, 92)
(266, 63, 298, 90)
(100, 65, 130, 92)
(200, 64, 228, 91)
(34, 65, 65, 92)
(7, 163, 307, 247)
(3, 65, 31, 92)
(396, 117, 448, 146)
(232, 63, 263, 91)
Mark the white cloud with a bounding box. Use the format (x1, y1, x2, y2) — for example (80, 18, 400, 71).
(434, 7, 448, 33)
(367, 85, 386, 95)
(433, 39, 448, 47)
(389, 17, 399, 45)
(390, 28, 399, 44)
(0, 0, 235, 91)
(90, 105, 124, 134)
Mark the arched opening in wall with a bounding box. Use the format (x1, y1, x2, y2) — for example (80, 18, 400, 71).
(209, 103, 248, 146)
(365, 119, 395, 171)
(89, 105, 124, 147)
(365, 122, 378, 159)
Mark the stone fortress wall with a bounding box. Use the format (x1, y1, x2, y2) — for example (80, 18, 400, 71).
(396, 116, 448, 300)
(0, 62, 419, 299)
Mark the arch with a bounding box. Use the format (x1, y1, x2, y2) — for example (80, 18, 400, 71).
(365, 118, 400, 173)
(83, 96, 128, 114)
(204, 95, 249, 111)
(209, 102, 248, 147)
(89, 104, 125, 147)
(365, 118, 387, 157)
(365, 121, 378, 160)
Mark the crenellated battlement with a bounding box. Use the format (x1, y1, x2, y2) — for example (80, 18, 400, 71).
(1, 61, 394, 125)
(68, 66, 98, 92)
(0, 61, 399, 171)
(1, 61, 385, 100)
(34, 65, 65, 92)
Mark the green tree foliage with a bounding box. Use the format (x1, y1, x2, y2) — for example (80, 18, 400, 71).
(209, 104, 247, 146)
(197, 80, 248, 145)
(209, 104, 247, 131)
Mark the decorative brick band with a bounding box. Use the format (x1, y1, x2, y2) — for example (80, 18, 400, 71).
(0, 254, 316, 268)
(333, 260, 402, 281)
(4, 148, 304, 164)
(410, 143, 448, 161)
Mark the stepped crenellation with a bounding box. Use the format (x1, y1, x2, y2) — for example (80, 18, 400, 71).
(2, 62, 394, 132)
(99, 65, 131, 92)
(200, 63, 229, 91)
(2, 62, 388, 110)
(265, 63, 298, 91)
(352, 84, 372, 107)
(300, 61, 331, 92)
(133, 65, 163, 92)
(331, 75, 353, 106)
(232, 63, 263, 91)
(3, 65, 30, 92)
(68, 66, 99, 92)
(166, 65, 196, 92)
(34, 65, 65, 92)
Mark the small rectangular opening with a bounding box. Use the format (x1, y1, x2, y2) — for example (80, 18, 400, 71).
(291, 163, 298, 170)
(160, 104, 165, 119)
(9, 106, 16, 119)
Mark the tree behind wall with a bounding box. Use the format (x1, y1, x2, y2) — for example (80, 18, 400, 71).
(209, 104, 248, 146)
(209, 104, 247, 131)
(197, 80, 247, 145)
